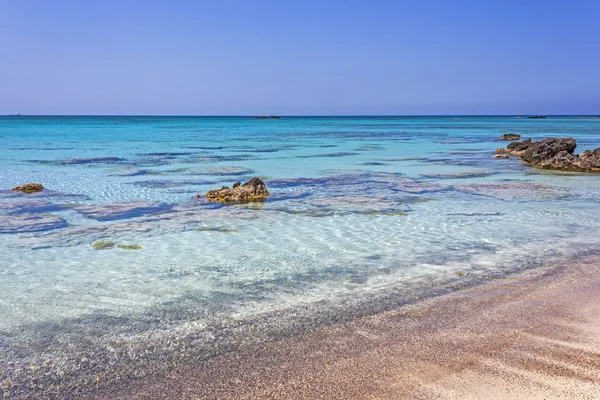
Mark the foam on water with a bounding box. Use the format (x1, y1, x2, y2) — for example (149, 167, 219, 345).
(1, 116, 600, 396)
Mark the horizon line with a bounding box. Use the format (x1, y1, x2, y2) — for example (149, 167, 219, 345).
(2, 114, 598, 118)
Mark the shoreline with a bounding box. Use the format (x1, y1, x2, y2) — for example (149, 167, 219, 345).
(90, 258, 600, 399)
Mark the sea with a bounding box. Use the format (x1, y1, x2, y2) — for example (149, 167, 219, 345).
(1, 115, 599, 397)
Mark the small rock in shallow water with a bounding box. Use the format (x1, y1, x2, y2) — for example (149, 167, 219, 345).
(117, 244, 142, 250)
(205, 177, 269, 203)
(11, 183, 44, 193)
(499, 134, 520, 141)
(492, 154, 509, 159)
(91, 240, 116, 250)
(197, 227, 238, 232)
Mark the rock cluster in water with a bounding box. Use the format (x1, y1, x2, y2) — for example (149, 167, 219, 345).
(11, 183, 44, 193)
(499, 133, 520, 141)
(205, 177, 269, 203)
(495, 137, 600, 172)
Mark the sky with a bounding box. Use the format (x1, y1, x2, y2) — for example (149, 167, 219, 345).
(1, 0, 599, 115)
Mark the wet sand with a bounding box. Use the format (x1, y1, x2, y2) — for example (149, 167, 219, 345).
(92, 259, 600, 399)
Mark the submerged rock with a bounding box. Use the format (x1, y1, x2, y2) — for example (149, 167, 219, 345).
(91, 240, 116, 250)
(0, 214, 67, 233)
(499, 133, 520, 141)
(117, 243, 142, 250)
(205, 177, 269, 203)
(11, 183, 44, 193)
(76, 201, 171, 221)
(492, 154, 509, 159)
(454, 183, 567, 201)
(60, 157, 125, 165)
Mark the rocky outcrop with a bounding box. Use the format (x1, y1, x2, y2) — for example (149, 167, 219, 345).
(492, 154, 509, 159)
(205, 177, 269, 203)
(520, 138, 577, 164)
(535, 148, 600, 172)
(528, 115, 547, 119)
(499, 133, 520, 141)
(495, 137, 600, 172)
(252, 116, 280, 119)
(495, 138, 533, 156)
(11, 183, 44, 193)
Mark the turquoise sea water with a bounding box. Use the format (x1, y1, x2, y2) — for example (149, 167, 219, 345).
(1, 116, 600, 397)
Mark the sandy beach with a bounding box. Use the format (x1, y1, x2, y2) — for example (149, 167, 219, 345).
(88, 257, 600, 399)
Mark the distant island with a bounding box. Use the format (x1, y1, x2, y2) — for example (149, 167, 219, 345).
(252, 115, 280, 119)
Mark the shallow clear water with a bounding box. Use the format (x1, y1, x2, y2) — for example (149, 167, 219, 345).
(1, 116, 600, 396)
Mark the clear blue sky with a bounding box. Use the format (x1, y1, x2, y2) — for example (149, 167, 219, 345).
(1, 0, 599, 115)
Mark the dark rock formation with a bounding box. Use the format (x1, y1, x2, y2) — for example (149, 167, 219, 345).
(11, 183, 44, 193)
(75, 201, 171, 221)
(205, 177, 269, 203)
(520, 138, 577, 164)
(495, 137, 600, 172)
(252, 116, 280, 119)
(60, 157, 125, 165)
(499, 133, 520, 141)
(528, 116, 547, 119)
(535, 148, 600, 172)
(0, 214, 67, 233)
(495, 138, 533, 156)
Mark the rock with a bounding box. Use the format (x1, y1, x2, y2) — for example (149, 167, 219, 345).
(0, 214, 67, 233)
(494, 138, 534, 156)
(492, 154, 509, 159)
(506, 138, 533, 155)
(520, 138, 577, 164)
(205, 177, 269, 203)
(11, 183, 44, 193)
(91, 240, 116, 250)
(535, 148, 600, 172)
(117, 244, 142, 250)
(495, 137, 600, 172)
(252, 116, 280, 119)
(528, 115, 547, 119)
(60, 157, 125, 165)
(75, 201, 172, 221)
(499, 134, 520, 141)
